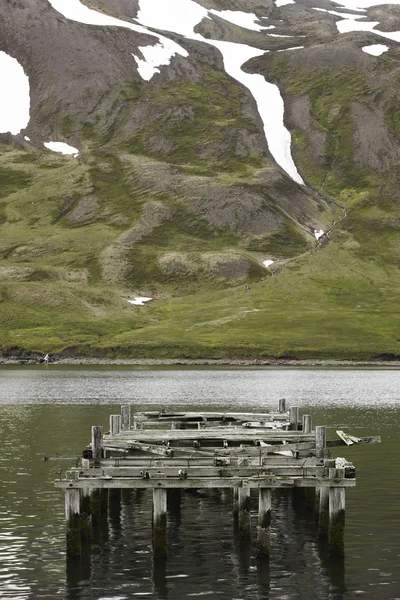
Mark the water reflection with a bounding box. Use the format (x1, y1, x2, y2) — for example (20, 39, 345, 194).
(62, 488, 347, 600)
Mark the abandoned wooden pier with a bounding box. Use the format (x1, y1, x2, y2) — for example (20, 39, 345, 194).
(55, 400, 380, 560)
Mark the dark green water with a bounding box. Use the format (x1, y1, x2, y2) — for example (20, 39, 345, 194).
(0, 367, 399, 599)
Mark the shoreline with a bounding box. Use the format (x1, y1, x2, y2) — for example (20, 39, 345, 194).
(1, 357, 400, 367)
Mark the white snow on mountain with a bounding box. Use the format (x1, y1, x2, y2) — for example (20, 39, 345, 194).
(209, 10, 272, 32)
(362, 44, 389, 55)
(0, 52, 30, 135)
(47, 0, 188, 80)
(44, 141, 79, 155)
(135, 0, 304, 184)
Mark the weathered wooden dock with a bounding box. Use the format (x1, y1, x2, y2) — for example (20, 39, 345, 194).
(55, 400, 380, 560)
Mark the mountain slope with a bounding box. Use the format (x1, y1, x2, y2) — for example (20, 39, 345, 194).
(1, 0, 400, 359)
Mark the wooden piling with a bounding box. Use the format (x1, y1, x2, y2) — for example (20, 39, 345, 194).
(257, 488, 271, 557)
(90, 489, 101, 527)
(289, 406, 299, 431)
(278, 398, 286, 413)
(109, 489, 122, 524)
(238, 487, 251, 539)
(121, 405, 131, 431)
(153, 488, 167, 558)
(318, 488, 329, 538)
(329, 468, 346, 556)
(80, 488, 92, 542)
(65, 486, 81, 558)
(91, 426, 103, 463)
(233, 488, 239, 525)
(302, 415, 312, 434)
(315, 426, 326, 458)
(315, 426, 327, 521)
(110, 415, 121, 435)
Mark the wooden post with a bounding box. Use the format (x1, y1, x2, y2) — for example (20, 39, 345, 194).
(302, 415, 312, 434)
(167, 489, 181, 519)
(257, 488, 271, 557)
(315, 426, 326, 458)
(109, 489, 122, 525)
(121, 405, 131, 431)
(90, 489, 102, 526)
(153, 488, 167, 558)
(238, 487, 251, 539)
(91, 426, 103, 463)
(80, 488, 92, 542)
(289, 406, 299, 431)
(110, 415, 121, 435)
(315, 426, 327, 520)
(65, 486, 81, 558)
(318, 488, 329, 538)
(278, 398, 286, 413)
(233, 488, 239, 526)
(329, 468, 346, 556)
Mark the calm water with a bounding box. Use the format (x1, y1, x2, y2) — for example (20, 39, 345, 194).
(0, 367, 399, 600)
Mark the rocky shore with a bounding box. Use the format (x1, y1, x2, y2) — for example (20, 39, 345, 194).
(1, 356, 400, 367)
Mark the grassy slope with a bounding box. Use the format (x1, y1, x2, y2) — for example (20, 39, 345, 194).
(1, 49, 400, 359)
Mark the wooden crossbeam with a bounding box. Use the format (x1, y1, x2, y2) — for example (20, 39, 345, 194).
(55, 475, 356, 490)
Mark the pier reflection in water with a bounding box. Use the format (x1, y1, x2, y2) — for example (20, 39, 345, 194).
(64, 486, 345, 600)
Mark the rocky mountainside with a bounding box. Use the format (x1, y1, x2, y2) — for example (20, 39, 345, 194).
(1, 0, 400, 359)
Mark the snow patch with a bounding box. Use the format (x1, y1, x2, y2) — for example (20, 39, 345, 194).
(277, 46, 304, 51)
(263, 260, 274, 268)
(0, 52, 30, 135)
(24, 136, 30, 141)
(314, 229, 325, 240)
(333, 0, 400, 8)
(362, 44, 389, 55)
(127, 297, 153, 306)
(136, 0, 304, 185)
(209, 10, 271, 32)
(314, 6, 400, 42)
(275, 0, 295, 6)
(48, 0, 187, 81)
(44, 142, 79, 155)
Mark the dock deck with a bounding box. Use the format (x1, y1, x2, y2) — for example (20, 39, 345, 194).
(55, 400, 380, 559)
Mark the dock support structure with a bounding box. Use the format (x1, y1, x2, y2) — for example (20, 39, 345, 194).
(238, 487, 251, 539)
(257, 488, 271, 557)
(233, 488, 239, 526)
(80, 487, 93, 543)
(121, 405, 131, 431)
(289, 407, 299, 431)
(91, 426, 103, 463)
(329, 468, 346, 556)
(65, 487, 81, 559)
(153, 488, 167, 559)
(315, 426, 326, 520)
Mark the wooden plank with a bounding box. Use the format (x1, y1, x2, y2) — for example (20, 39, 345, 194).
(76, 465, 325, 478)
(55, 476, 356, 490)
(104, 430, 315, 442)
(336, 430, 360, 446)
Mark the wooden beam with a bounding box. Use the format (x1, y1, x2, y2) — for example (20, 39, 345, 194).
(65, 488, 81, 559)
(121, 405, 131, 431)
(55, 476, 356, 490)
(257, 488, 271, 557)
(76, 465, 326, 478)
(153, 488, 167, 559)
(110, 415, 121, 435)
(91, 426, 103, 463)
(329, 468, 346, 556)
(238, 488, 251, 539)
